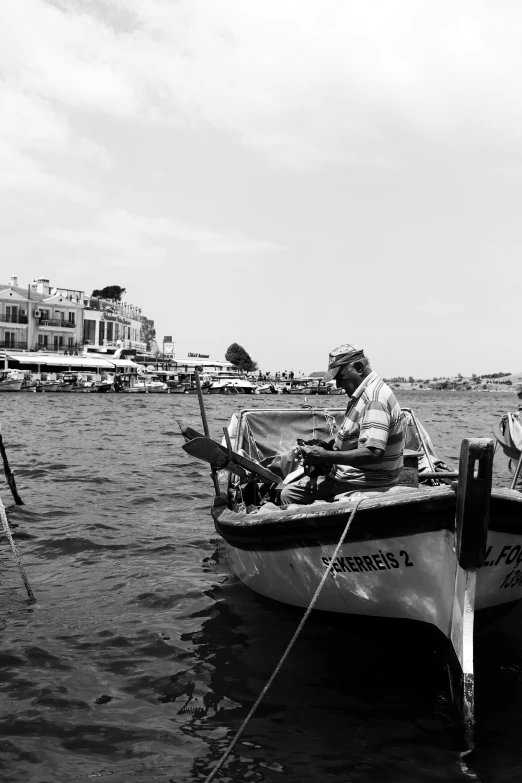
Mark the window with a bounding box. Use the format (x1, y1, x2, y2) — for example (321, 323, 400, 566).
(84, 319, 96, 343)
(38, 334, 48, 348)
(40, 309, 50, 320)
(59, 336, 64, 347)
(99, 321, 105, 343)
(5, 331, 14, 347)
(68, 337, 74, 347)
(54, 336, 59, 349)
(68, 312, 75, 324)
(106, 322, 113, 342)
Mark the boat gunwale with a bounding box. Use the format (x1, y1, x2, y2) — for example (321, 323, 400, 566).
(213, 486, 522, 550)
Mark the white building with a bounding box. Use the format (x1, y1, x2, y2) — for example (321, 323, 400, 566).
(82, 295, 147, 354)
(0, 276, 84, 352)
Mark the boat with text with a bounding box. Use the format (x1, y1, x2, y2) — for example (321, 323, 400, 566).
(182, 403, 522, 728)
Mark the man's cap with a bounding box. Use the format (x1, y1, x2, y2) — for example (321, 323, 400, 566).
(323, 343, 365, 382)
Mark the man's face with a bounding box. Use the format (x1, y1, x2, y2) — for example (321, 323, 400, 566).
(335, 362, 362, 396)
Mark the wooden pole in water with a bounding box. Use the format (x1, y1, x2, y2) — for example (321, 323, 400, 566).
(194, 368, 221, 496)
(0, 426, 23, 505)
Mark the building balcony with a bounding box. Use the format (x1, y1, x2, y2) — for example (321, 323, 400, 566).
(0, 340, 28, 350)
(39, 319, 76, 329)
(0, 314, 28, 324)
(84, 339, 147, 350)
(34, 345, 82, 354)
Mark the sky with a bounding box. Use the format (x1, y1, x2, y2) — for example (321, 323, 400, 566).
(1, 0, 522, 378)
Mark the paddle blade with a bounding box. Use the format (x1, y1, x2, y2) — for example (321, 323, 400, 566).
(182, 438, 249, 479)
(178, 421, 205, 442)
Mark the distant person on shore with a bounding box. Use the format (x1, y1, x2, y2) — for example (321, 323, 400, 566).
(279, 343, 405, 506)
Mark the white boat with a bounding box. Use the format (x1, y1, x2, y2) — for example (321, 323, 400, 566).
(208, 377, 257, 395)
(183, 405, 522, 727)
(35, 381, 62, 392)
(0, 372, 22, 391)
(256, 383, 279, 395)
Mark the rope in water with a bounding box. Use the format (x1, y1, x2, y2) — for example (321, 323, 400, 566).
(203, 499, 362, 783)
(0, 494, 36, 603)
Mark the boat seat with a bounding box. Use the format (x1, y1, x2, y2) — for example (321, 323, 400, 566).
(397, 449, 420, 487)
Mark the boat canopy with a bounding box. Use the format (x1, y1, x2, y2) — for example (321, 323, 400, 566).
(236, 408, 344, 461)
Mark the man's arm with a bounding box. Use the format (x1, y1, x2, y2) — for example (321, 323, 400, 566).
(299, 444, 384, 466)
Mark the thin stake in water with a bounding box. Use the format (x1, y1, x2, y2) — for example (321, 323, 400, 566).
(0, 426, 23, 505)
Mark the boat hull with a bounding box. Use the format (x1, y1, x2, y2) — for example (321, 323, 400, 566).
(215, 487, 522, 634)
(120, 387, 147, 393)
(0, 380, 23, 391)
(224, 527, 522, 632)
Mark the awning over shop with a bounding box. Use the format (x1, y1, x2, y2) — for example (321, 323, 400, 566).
(4, 352, 115, 369)
(109, 359, 140, 369)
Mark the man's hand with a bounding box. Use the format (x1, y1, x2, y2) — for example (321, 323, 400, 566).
(299, 445, 330, 465)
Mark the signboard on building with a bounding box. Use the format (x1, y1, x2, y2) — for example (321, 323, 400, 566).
(188, 352, 209, 358)
(163, 342, 175, 356)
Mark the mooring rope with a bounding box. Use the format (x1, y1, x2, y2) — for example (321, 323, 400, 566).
(203, 499, 362, 783)
(0, 495, 36, 603)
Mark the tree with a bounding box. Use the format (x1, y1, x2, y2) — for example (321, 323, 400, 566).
(92, 285, 126, 301)
(226, 343, 258, 372)
(140, 317, 156, 351)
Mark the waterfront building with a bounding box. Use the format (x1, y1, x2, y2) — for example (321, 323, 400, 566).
(82, 295, 147, 354)
(0, 277, 31, 350)
(29, 277, 84, 353)
(1, 276, 84, 352)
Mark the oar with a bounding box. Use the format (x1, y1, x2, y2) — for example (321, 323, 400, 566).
(0, 426, 23, 505)
(194, 368, 221, 496)
(408, 410, 440, 486)
(182, 436, 281, 484)
(178, 422, 206, 442)
(510, 450, 522, 490)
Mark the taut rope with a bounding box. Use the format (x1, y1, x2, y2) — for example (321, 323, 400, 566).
(0, 495, 36, 603)
(203, 499, 362, 782)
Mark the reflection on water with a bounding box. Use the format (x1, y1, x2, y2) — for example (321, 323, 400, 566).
(0, 390, 521, 781)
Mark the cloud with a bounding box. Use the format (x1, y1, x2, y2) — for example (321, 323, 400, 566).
(0, 140, 97, 205)
(45, 208, 282, 256)
(415, 301, 465, 316)
(3, 0, 522, 171)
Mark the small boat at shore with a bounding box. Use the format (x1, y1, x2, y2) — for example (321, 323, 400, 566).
(34, 380, 62, 392)
(182, 404, 522, 729)
(208, 377, 257, 394)
(0, 373, 23, 392)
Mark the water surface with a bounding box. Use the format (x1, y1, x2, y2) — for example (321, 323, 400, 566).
(0, 390, 521, 782)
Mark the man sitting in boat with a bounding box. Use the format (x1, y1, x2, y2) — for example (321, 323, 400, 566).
(279, 343, 405, 506)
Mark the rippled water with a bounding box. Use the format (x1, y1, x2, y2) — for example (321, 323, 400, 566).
(1, 390, 522, 783)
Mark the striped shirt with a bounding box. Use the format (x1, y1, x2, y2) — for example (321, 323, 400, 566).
(329, 371, 404, 487)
